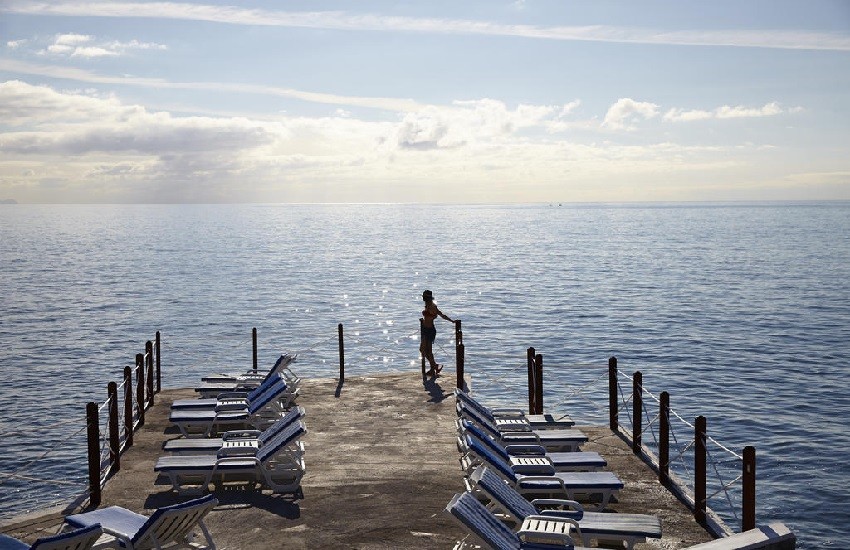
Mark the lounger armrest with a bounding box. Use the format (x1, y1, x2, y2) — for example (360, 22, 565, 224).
(517, 475, 567, 494)
(531, 498, 584, 520)
(222, 429, 262, 440)
(216, 391, 249, 399)
(504, 444, 546, 456)
(215, 456, 261, 466)
(215, 402, 249, 412)
(490, 408, 526, 417)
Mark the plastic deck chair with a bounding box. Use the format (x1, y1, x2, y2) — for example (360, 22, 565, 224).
(0, 524, 102, 550)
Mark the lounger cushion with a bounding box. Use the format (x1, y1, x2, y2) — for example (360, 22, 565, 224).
(66, 507, 147, 541)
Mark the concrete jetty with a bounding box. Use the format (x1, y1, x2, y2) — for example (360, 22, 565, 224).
(1, 372, 716, 548)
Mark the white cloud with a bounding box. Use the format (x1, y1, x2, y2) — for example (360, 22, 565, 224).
(3, 2, 849, 51)
(664, 102, 787, 122)
(7, 39, 28, 49)
(35, 33, 166, 58)
(602, 98, 659, 131)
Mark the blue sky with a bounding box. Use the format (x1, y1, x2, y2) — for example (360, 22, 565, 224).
(1, 1, 849, 203)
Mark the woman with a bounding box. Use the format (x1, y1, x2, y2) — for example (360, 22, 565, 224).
(420, 289, 455, 377)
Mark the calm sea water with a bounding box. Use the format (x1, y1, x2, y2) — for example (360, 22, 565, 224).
(0, 203, 848, 548)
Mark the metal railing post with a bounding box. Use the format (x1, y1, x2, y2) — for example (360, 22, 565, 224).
(633, 371, 642, 454)
(107, 382, 120, 474)
(338, 323, 345, 381)
(527, 347, 536, 414)
(534, 354, 544, 415)
(659, 391, 670, 486)
(608, 356, 618, 431)
(145, 340, 154, 406)
(252, 327, 258, 372)
(155, 331, 161, 392)
(135, 353, 145, 426)
(695, 415, 707, 525)
(743, 446, 756, 531)
(123, 366, 133, 448)
(85, 402, 101, 508)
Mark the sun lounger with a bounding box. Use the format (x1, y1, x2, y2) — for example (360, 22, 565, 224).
(458, 402, 587, 453)
(195, 354, 299, 398)
(469, 465, 661, 550)
(445, 491, 594, 550)
(169, 378, 297, 437)
(154, 420, 307, 495)
(163, 406, 305, 455)
(461, 433, 623, 511)
(458, 419, 606, 473)
(455, 389, 575, 430)
(686, 523, 795, 549)
(63, 494, 217, 550)
(0, 524, 102, 550)
(173, 372, 296, 411)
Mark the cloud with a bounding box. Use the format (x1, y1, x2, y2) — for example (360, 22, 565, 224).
(35, 33, 168, 58)
(664, 102, 789, 122)
(6, 39, 28, 49)
(3, 2, 850, 51)
(0, 59, 424, 113)
(602, 98, 659, 130)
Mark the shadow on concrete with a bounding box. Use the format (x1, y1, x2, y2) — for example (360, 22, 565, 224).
(334, 378, 344, 398)
(423, 377, 450, 403)
(145, 489, 302, 519)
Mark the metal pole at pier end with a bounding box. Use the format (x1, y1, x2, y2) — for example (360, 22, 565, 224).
(135, 353, 145, 427)
(534, 354, 544, 415)
(695, 415, 707, 526)
(457, 343, 465, 390)
(338, 323, 345, 381)
(633, 371, 643, 454)
(252, 327, 258, 372)
(123, 366, 133, 448)
(743, 446, 756, 531)
(608, 357, 618, 431)
(155, 331, 161, 393)
(85, 402, 101, 508)
(527, 347, 536, 414)
(108, 382, 120, 474)
(659, 391, 670, 486)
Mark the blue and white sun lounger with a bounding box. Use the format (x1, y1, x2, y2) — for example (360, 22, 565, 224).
(445, 491, 594, 550)
(458, 419, 606, 473)
(462, 434, 623, 511)
(458, 403, 588, 453)
(455, 390, 575, 430)
(163, 406, 305, 455)
(155, 420, 307, 495)
(195, 354, 299, 398)
(469, 466, 661, 550)
(169, 378, 297, 437)
(173, 373, 296, 411)
(63, 494, 217, 550)
(0, 524, 102, 550)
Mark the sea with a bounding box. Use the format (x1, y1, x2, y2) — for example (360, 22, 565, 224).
(0, 202, 848, 548)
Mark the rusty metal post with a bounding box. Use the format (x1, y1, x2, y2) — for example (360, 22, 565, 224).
(456, 343, 465, 390)
(123, 366, 133, 447)
(155, 331, 161, 393)
(527, 347, 536, 414)
(338, 323, 345, 381)
(107, 382, 120, 474)
(145, 340, 154, 406)
(534, 354, 544, 415)
(743, 446, 756, 531)
(633, 371, 643, 454)
(608, 357, 618, 431)
(135, 353, 145, 426)
(695, 415, 707, 525)
(86, 402, 101, 507)
(252, 327, 258, 372)
(659, 391, 670, 486)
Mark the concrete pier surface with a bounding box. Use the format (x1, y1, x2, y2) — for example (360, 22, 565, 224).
(1, 372, 716, 549)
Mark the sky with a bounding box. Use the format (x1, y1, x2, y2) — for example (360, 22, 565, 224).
(1, 1, 849, 204)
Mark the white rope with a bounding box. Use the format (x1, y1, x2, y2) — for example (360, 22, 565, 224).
(0, 421, 87, 486)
